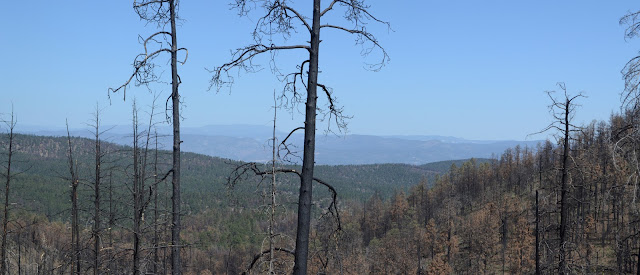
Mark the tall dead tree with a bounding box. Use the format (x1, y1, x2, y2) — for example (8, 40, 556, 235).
(90, 105, 107, 275)
(66, 121, 81, 275)
(132, 103, 143, 275)
(536, 83, 584, 274)
(130, 99, 160, 275)
(0, 111, 16, 275)
(211, 1, 388, 272)
(620, 10, 640, 274)
(152, 129, 161, 275)
(109, 1, 187, 274)
(621, 10, 640, 117)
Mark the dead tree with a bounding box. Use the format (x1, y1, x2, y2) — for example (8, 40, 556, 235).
(89, 104, 108, 275)
(109, 1, 187, 273)
(620, 11, 640, 274)
(269, 98, 278, 274)
(210, 1, 387, 272)
(129, 100, 162, 275)
(132, 102, 143, 275)
(65, 121, 81, 275)
(536, 83, 585, 274)
(229, 161, 342, 274)
(0, 111, 16, 275)
(621, 10, 640, 117)
(152, 128, 161, 275)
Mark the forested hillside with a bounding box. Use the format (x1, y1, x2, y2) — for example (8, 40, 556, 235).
(4, 112, 640, 274)
(0, 134, 465, 217)
(0, 132, 471, 274)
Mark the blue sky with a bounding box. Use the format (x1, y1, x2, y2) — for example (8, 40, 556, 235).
(1, 1, 637, 140)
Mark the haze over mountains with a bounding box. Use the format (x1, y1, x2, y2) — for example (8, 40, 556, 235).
(19, 124, 542, 165)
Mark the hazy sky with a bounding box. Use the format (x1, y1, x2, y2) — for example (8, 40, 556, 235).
(1, 1, 638, 140)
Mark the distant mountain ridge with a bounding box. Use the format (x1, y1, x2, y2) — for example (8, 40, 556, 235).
(17, 124, 542, 165)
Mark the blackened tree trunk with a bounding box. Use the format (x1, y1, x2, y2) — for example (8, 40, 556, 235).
(559, 96, 570, 275)
(132, 104, 142, 275)
(66, 122, 81, 275)
(0, 112, 16, 275)
(536, 83, 583, 274)
(109, 1, 185, 273)
(211, 1, 388, 272)
(92, 106, 103, 275)
(153, 130, 160, 275)
(293, 1, 320, 273)
(169, 2, 182, 273)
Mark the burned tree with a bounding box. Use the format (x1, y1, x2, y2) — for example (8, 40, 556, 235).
(89, 105, 109, 275)
(65, 121, 81, 275)
(619, 10, 640, 274)
(621, 10, 640, 116)
(130, 99, 162, 275)
(109, 1, 187, 274)
(0, 111, 16, 275)
(536, 83, 585, 274)
(210, 1, 388, 273)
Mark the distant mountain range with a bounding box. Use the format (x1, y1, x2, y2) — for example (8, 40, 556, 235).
(17, 124, 542, 165)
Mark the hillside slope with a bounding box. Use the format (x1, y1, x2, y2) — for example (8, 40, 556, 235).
(1, 134, 472, 218)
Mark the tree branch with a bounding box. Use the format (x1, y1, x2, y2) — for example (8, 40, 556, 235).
(241, 247, 295, 275)
(208, 44, 310, 92)
(108, 48, 172, 100)
(320, 24, 389, 71)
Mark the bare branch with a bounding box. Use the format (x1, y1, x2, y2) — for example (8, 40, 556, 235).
(320, 0, 340, 16)
(283, 6, 311, 33)
(227, 162, 341, 231)
(318, 83, 350, 133)
(208, 44, 310, 91)
(320, 24, 389, 71)
(242, 247, 295, 275)
(278, 126, 304, 162)
(108, 48, 172, 100)
(281, 127, 304, 147)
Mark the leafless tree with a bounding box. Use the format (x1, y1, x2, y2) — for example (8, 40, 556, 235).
(0, 110, 17, 275)
(87, 104, 111, 275)
(129, 99, 165, 275)
(535, 83, 585, 274)
(65, 121, 81, 275)
(109, 1, 187, 274)
(617, 11, 640, 274)
(621, 11, 640, 116)
(210, 1, 387, 272)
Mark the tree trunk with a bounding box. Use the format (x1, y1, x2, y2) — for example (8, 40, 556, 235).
(93, 110, 102, 275)
(153, 131, 159, 275)
(169, 0, 182, 274)
(292, 1, 320, 274)
(535, 192, 542, 275)
(559, 98, 570, 275)
(0, 115, 15, 275)
(66, 124, 80, 275)
(133, 107, 141, 275)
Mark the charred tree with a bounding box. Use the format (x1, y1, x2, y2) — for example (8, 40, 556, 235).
(65, 121, 81, 275)
(535, 83, 584, 274)
(90, 105, 107, 275)
(620, 12, 640, 274)
(211, 1, 387, 272)
(109, 1, 187, 273)
(0, 111, 16, 275)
